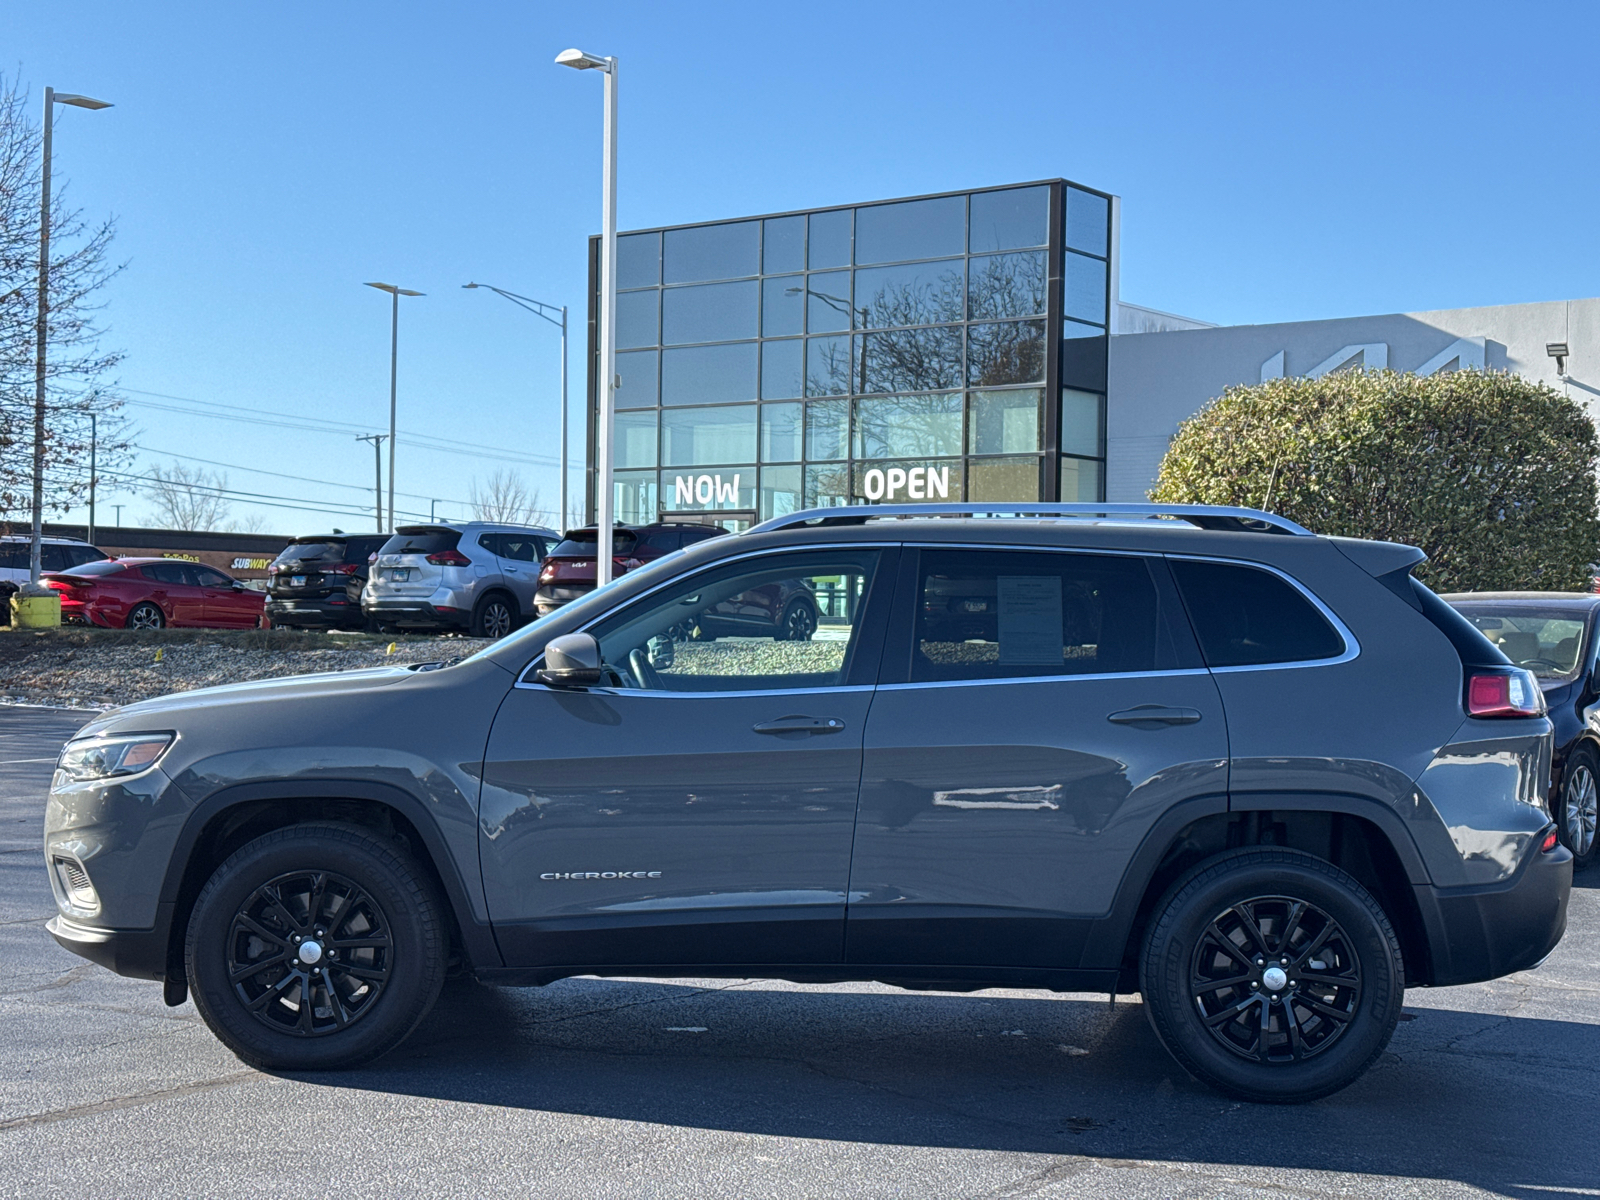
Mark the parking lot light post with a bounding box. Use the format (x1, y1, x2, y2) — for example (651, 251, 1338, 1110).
(364, 282, 424, 533)
(31, 87, 112, 586)
(462, 283, 570, 532)
(556, 46, 617, 585)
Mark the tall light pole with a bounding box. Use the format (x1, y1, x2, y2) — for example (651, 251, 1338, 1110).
(364, 282, 423, 532)
(31, 87, 112, 585)
(463, 283, 569, 530)
(556, 47, 618, 585)
(355, 434, 387, 530)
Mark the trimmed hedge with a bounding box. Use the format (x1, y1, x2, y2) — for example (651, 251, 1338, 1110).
(1150, 369, 1600, 593)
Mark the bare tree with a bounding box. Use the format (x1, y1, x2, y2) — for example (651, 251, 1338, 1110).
(0, 73, 130, 530)
(142, 462, 232, 530)
(470, 469, 547, 525)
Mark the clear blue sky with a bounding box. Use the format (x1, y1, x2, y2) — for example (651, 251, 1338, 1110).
(12, 0, 1599, 535)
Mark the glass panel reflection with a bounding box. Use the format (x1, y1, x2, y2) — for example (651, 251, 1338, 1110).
(806, 399, 850, 461)
(661, 342, 758, 406)
(805, 271, 853, 332)
(855, 261, 964, 329)
(805, 335, 855, 397)
(760, 338, 803, 399)
(663, 221, 759, 284)
(614, 349, 659, 409)
(966, 320, 1045, 387)
(851, 459, 962, 503)
(661, 404, 758, 467)
(969, 389, 1041, 455)
(967, 252, 1046, 320)
(855, 195, 964, 264)
(968, 456, 1040, 502)
(1065, 251, 1108, 324)
(1066, 188, 1110, 257)
(861, 326, 963, 394)
(663, 465, 755, 513)
(762, 276, 803, 337)
(1063, 319, 1102, 338)
(761, 402, 803, 462)
(1060, 455, 1104, 502)
(612, 470, 659, 524)
(759, 464, 803, 520)
(662, 280, 758, 345)
(615, 288, 659, 349)
(805, 463, 851, 508)
(613, 409, 659, 468)
(617, 232, 661, 289)
(763, 215, 805, 275)
(808, 209, 852, 269)
(1061, 388, 1105, 457)
(854, 393, 963, 459)
(969, 186, 1049, 253)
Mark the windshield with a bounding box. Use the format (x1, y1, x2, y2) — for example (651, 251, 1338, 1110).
(552, 530, 640, 557)
(1451, 606, 1589, 679)
(274, 541, 344, 564)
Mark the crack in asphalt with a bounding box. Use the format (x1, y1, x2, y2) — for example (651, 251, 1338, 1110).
(0, 1070, 261, 1132)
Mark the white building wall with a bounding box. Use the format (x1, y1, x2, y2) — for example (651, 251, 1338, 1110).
(1105, 298, 1600, 502)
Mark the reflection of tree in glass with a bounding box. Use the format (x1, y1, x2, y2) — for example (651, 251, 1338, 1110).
(806, 464, 851, 507)
(967, 253, 1046, 320)
(862, 326, 964, 394)
(805, 337, 854, 397)
(856, 394, 962, 458)
(968, 321, 1045, 387)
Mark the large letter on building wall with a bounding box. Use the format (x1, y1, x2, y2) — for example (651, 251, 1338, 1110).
(1414, 337, 1486, 376)
(1306, 343, 1389, 379)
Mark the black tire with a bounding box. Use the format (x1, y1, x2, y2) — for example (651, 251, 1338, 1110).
(127, 602, 165, 631)
(185, 823, 448, 1071)
(471, 593, 514, 640)
(775, 599, 818, 642)
(1139, 847, 1404, 1104)
(1558, 743, 1600, 868)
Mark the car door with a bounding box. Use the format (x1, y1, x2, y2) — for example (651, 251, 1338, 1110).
(479, 545, 895, 970)
(493, 532, 546, 618)
(193, 565, 255, 627)
(141, 562, 205, 625)
(846, 545, 1229, 970)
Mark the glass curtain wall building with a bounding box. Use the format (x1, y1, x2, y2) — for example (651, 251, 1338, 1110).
(586, 180, 1113, 526)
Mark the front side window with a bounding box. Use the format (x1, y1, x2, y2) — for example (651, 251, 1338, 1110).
(907, 549, 1174, 683)
(1169, 559, 1346, 668)
(589, 550, 881, 693)
(194, 566, 232, 588)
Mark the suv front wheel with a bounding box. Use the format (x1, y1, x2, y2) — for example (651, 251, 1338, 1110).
(185, 823, 447, 1070)
(1139, 848, 1404, 1104)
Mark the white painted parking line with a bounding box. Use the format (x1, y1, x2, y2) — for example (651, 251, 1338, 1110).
(0, 759, 56, 765)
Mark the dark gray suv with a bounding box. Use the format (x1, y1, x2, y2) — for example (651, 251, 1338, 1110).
(43, 503, 1571, 1103)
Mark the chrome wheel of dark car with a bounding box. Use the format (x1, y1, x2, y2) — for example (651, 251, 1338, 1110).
(1190, 896, 1362, 1063)
(1562, 758, 1598, 860)
(226, 869, 392, 1037)
(778, 601, 816, 642)
(127, 602, 164, 630)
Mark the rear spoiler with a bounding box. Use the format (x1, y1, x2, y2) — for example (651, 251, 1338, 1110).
(1327, 536, 1428, 612)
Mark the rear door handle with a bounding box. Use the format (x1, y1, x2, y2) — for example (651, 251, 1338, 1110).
(753, 716, 847, 736)
(1107, 706, 1202, 726)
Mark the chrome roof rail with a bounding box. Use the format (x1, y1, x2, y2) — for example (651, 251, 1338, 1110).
(746, 503, 1315, 537)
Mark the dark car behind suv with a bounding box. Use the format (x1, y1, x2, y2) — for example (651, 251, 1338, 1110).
(534, 522, 728, 617)
(264, 535, 390, 630)
(44, 503, 1569, 1104)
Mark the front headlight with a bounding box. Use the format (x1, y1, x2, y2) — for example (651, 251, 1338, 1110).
(55, 733, 175, 784)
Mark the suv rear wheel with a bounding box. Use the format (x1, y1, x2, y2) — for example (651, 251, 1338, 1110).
(185, 823, 447, 1070)
(471, 593, 514, 639)
(775, 599, 817, 642)
(1139, 848, 1404, 1104)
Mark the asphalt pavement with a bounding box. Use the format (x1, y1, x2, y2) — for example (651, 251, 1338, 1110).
(1, 704, 1596, 1199)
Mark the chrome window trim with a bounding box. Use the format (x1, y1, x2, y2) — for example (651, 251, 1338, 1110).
(877, 668, 1212, 693)
(512, 680, 875, 698)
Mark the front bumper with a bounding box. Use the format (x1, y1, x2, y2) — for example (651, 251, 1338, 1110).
(363, 599, 470, 630)
(1414, 829, 1573, 986)
(46, 911, 173, 981)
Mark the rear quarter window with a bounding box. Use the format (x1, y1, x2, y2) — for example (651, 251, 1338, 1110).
(1169, 559, 1346, 668)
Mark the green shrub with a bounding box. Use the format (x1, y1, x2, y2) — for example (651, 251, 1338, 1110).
(1150, 368, 1600, 592)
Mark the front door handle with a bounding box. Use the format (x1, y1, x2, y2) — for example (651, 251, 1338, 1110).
(753, 715, 847, 736)
(1107, 705, 1202, 727)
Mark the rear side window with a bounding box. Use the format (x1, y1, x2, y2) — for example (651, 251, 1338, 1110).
(344, 537, 385, 563)
(908, 549, 1177, 683)
(66, 544, 106, 567)
(641, 531, 681, 551)
(40, 545, 68, 573)
(381, 529, 460, 556)
(1170, 559, 1345, 667)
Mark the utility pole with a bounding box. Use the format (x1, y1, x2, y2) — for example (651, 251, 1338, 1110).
(87, 411, 96, 544)
(356, 434, 388, 531)
(111, 503, 123, 528)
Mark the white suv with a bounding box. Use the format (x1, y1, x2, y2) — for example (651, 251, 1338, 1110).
(0, 535, 108, 587)
(362, 522, 560, 638)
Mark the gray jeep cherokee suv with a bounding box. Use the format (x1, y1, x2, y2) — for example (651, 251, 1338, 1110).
(43, 503, 1571, 1103)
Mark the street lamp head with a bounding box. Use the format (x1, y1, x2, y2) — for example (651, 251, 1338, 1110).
(462, 282, 481, 289)
(555, 48, 612, 71)
(365, 282, 425, 297)
(54, 93, 112, 110)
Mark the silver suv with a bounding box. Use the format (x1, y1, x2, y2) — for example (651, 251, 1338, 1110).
(362, 523, 559, 638)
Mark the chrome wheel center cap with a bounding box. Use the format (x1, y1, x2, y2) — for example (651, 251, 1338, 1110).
(1262, 966, 1288, 992)
(298, 940, 324, 965)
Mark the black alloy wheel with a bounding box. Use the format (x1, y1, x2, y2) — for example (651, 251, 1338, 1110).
(1559, 744, 1599, 866)
(1140, 848, 1404, 1104)
(127, 602, 165, 631)
(776, 600, 817, 642)
(186, 823, 446, 1070)
(472, 594, 514, 639)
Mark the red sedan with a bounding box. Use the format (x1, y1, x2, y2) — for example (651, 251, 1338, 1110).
(42, 558, 266, 630)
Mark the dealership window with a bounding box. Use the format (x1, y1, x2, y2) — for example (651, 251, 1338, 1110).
(614, 409, 659, 468)
(855, 393, 962, 460)
(663, 220, 759, 285)
(662, 280, 759, 345)
(970, 389, 1041, 455)
(660, 342, 758, 407)
(763, 215, 805, 275)
(761, 338, 804, 400)
(1060, 456, 1103, 503)
(661, 405, 757, 468)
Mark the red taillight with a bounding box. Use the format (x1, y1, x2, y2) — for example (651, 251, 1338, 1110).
(1542, 829, 1560, 853)
(425, 549, 472, 566)
(1466, 670, 1545, 718)
(332, 563, 360, 574)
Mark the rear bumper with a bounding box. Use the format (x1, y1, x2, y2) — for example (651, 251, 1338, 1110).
(265, 597, 361, 627)
(363, 599, 470, 630)
(534, 585, 590, 616)
(1414, 831, 1572, 986)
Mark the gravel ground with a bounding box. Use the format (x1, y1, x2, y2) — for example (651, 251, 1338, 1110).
(0, 628, 479, 710)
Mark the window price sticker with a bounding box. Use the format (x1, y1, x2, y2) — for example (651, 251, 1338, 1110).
(997, 575, 1062, 665)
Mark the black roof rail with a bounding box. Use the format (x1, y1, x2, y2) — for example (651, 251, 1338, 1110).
(746, 503, 1315, 537)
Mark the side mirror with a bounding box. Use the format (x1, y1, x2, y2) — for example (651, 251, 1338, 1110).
(534, 632, 604, 688)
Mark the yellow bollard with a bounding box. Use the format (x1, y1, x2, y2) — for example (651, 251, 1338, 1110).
(10, 593, 61, 628)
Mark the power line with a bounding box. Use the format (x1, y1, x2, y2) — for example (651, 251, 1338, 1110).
(90, 468, 457, 524)
(133, 444, 472, 508)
